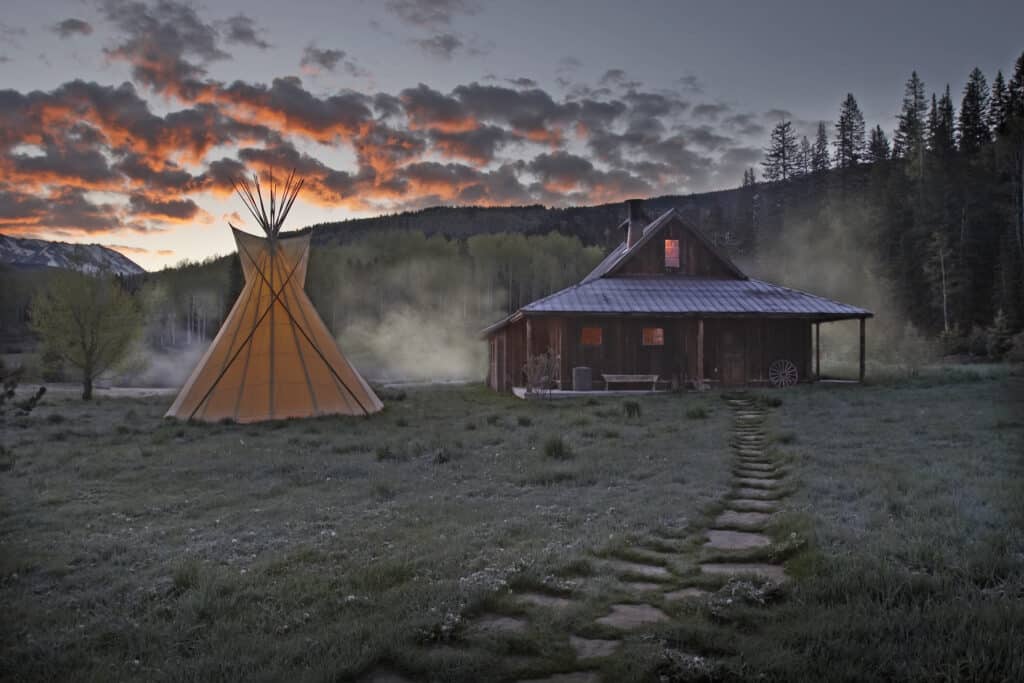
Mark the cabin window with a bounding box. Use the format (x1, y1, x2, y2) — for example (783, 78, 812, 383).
(642, 327, 664, 346)
(581, 327, 603, 346)
(664, 239, 680, 269)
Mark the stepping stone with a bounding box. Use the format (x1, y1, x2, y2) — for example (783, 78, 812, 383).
(516, 592, 572, 609)
(734, 449, 766, 457)
(628, 546, 680, 562)
(620, 580, 664, 593)
(734, 487, 785, 501)
(700, 562, 787, 582)
(734, 471, 780, 482)
(664, 587, 709, 601)
(518, 673, 601, 683)
(715, 510, 771, 529)
(736, 461, 775, 472)
(735, 477, 778, 490)
(363, 668, 416, 683)
(595, 603, 669, 629)
(602, 558, 672, 581)
(468, 614, 529, 636)
(704, 529, 771, 550)
(728, 499, 780, 513)
(569, 635, 620, 660)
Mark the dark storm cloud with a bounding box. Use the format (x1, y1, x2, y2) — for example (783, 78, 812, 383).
(763, 108, 794, 121)
(505, 77, 537, 89)
(100, 0, 228, 98)
(415, 32, 462, 59)
(676, 74, 703, 94)
(384, 0, 479, 28)
(219, 15, 270, 49)
(127, 193, 204, 222)
(692, 102, 730, 120)
(300, 45, 367, 76)
(399, 83, 472, 131)
(52, 18, 94, 38)
(0, 185, 126, 234)
(431, 125, 517, 164)
(678, 124, 734, 150)
(723, 113, 765, 137)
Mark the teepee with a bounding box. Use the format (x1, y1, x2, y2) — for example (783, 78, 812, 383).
(166, 171, 383, 422)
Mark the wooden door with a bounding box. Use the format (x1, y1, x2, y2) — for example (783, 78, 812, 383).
(721, 326, 746, 385)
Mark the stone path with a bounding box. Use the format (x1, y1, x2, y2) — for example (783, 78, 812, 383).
(358, 393, 795, 682)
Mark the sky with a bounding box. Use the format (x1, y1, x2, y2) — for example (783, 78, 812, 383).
(1, 0, 1021, 270)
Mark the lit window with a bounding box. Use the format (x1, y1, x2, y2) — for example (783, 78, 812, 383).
(581, 327, 602, 346)
(642, 327, 664, 346)
(664, 239, 680, 269)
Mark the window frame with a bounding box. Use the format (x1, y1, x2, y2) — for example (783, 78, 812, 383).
(641, 326, 665, 347)
(664, 238, 681, 270)
(580, 326, 603, 347)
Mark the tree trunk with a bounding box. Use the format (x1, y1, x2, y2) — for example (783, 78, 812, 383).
(82, 372, 93, 401)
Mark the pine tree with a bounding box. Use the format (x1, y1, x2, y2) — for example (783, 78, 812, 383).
(894, 71, 928, 162)
(989, 70, 1009, 134)
(833, 93, 866, 169)
(795, 135, 812, 176)
(762, 120, 799, 182)
(742, 168, 757, 186)
(811, 121, 830, 173)
(928, 86, 956, 158)
(958, 67, 990, 155)
(1008, 52, 1024, 121)
(867, 125, 891, 163)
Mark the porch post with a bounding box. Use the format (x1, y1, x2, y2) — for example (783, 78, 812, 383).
(525, 317, 533, 365)
(697, 318, 705, 390)
(858, 317, 866, 383)
(559, 318, 569, 389)
(815, 322, 821, 380)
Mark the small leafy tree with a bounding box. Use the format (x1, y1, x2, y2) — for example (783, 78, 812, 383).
(523, 347, 558, 396)
(30, 271, 142, 400)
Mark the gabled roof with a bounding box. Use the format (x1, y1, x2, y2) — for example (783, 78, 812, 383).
(582, 208, 746, 282)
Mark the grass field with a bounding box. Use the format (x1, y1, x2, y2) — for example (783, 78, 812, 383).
(1, 366, 1022, 682)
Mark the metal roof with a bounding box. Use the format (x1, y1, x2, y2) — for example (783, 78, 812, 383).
(521, 276, 871, 318)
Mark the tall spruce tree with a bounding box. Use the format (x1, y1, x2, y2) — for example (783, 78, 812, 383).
(811, 121, 830, 172)
(990, 70, 1010, 134)
(762, 119, 799, 182)
(867, 125, 891, 163)
(958, 67, 991, 155)
(928, 86, 956, 158)
(833, 93, 866, 168)
(796, 135, 812, 176)
(894, 71, 928, 163)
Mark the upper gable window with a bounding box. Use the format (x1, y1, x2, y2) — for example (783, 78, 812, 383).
(664, 239, 680, 269)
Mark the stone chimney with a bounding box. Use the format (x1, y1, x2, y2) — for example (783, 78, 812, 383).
(626, 198, 644, 249)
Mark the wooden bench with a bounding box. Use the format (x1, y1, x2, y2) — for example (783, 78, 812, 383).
(602, 374, 660, 390)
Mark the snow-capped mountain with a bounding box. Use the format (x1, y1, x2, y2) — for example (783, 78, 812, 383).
(0, 234, 145, 275)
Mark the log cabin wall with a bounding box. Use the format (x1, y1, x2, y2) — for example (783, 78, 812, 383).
(617, 221, 738, 278)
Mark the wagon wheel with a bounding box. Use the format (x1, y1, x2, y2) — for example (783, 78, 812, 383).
(768, 359, 799, 388)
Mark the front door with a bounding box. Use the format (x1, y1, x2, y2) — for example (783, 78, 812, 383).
(721, 327, 746, 385)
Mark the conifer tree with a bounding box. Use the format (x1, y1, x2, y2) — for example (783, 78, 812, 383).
(833, 93, 866, 169)
(811, 121, 830, 173)
(958, 67, 991, 155)
(894, 71, 928, 161)
(928, 87, 956, 158)
(795, 136, 812, 176)
(867, 125, 891, 163)
(989, 70, 1009, 134)
(762, 120, 799, 182)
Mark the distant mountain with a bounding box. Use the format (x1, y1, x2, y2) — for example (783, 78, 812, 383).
(0, 234, 145, 276)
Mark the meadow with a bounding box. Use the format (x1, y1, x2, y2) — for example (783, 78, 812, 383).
(1, 365, 1021, 682)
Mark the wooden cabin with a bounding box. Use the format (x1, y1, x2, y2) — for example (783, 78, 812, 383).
(482, 200, 872, 392)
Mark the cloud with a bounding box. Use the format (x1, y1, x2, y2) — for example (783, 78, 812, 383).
(415, 32, 463, 59)
(385, 0, 479, 28)
(127, 193, 208, 223)
(219, 15, 270, 49)
(692, 103, 730, 120)
(52, 18, 94, 38)
(300, 44, 367, 77)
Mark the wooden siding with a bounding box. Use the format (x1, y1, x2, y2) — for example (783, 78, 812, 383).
(617, 221, 738, 279)
(489, 314, 814, 390)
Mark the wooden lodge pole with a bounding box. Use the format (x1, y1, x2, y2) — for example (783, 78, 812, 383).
(859, 318, 866, 383)
(815, 322, 821, 380)
(697, 319, 704, 390)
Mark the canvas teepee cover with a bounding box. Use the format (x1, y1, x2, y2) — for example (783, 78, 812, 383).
(166, 173, 383, 422)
